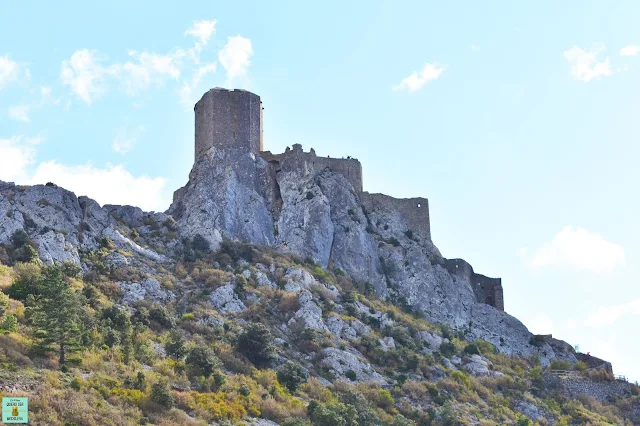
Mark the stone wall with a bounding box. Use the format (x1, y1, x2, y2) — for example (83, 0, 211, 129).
(444, 259, 504, 311)
(261, 144, 363, 193)
(195, 88, 262, 161)
(544, 374, 633, 403)
(360, 192, 431, 242)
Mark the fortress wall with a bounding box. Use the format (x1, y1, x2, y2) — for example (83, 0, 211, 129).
(195, 88, 262, 160)
(444, 259, 504, 311)
(312, 156, 363, 193)
(260, 144, 363, 193)
(360, 193, 431, 241)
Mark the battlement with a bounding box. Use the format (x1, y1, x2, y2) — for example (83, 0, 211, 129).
(261, 143, 363, 193)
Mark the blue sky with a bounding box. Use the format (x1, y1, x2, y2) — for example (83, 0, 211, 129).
(1, 1, 639, 382)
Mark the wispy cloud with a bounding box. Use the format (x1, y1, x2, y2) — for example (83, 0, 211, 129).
(185, 20, 217, 46)
(0, 55, 27, 90)
(8, 104, 30, 122)
(564, 44, 612, 82)
(520, 226, 625, 273)
(584, 299, 640, 327)
(112, 126, 145, 154)
(0, 136, 39, 183)
(218, 36, 253, 85)
(393, 63, 445, 93)
(620, 45, 640, 57)
(60, 49, 115, 104)
(59, 20, 244, 108)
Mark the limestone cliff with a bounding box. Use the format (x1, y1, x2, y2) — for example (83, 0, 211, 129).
(0, 88, 579, 367)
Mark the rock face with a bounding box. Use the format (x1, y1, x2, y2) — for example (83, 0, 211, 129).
(0, 87, 579, 365)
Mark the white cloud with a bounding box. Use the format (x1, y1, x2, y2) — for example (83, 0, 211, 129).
(584, 299, 640, 327)
(185, 20, 217, 45)
(523, 226, 625, 273)
(31, 162, 169, 211)
(619, 45, 640, 57)
(8, 104, 30, 122)
(61, 49, 113, 104)
(218, 36, 253, 83)
(393, 63, 445, 93)
(471, 44, 480, 52)
(0, 134, 168, 211)
(112, 126, 145, 154)
(0, 136, 38, 182)
(0, 55, 21, 90)
(526, 312, 554, 335)
(564, 44, 612, 82)
(192, 62, 217, 87)
(115, 50, 184, 94)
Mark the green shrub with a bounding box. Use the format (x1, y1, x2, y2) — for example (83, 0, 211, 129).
(6, 262, 42, 301)
(165, 329, 187, 361)
(70, 376, 83, 391)
(439, 341, 456, 358)
(463, 343, 479, 355)
(306, 191, 314, 200)
(150, 382, 174, 409)
(239, 383, 251, 396)
(345, 370, 357, 381)
(474, 339, 497, 355)
(149, 305, 175, 329)
(237, 322, 276, 367)
(1, 314, 17, 332)
(550, 359, 572, 370)
(186, 344, 219, 377)
(517, 417, 532, 426)
(573, 361, 588, 372)
(277, 361, 308, 392)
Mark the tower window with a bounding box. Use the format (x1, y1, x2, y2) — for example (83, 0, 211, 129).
(417, 203, 421, 208)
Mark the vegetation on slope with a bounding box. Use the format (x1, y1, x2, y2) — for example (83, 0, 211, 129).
(0, 235, 638, 425)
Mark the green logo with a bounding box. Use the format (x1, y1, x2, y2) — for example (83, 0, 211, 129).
(2, 397, 28, 423)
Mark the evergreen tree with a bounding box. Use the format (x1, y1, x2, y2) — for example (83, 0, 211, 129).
(28, 265, 85, 365)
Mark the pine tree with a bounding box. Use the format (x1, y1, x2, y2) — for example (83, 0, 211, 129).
(28, 265, 85, 365)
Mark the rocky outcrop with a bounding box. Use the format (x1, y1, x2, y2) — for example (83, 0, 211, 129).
(320, 347, 386, 384)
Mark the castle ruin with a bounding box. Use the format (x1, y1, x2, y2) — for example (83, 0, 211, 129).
(191, 87, 504, 311)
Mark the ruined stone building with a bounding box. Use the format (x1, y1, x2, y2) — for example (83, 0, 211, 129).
(177, 87, 504, 312)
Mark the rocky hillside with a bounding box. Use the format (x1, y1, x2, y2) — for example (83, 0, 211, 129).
(0, 177, 639, 425)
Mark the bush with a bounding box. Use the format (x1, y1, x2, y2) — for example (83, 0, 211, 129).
(6, 262, 42, 301)
(186, 344, 220, 377)
(439, 342, 456, 358)
(345, 370, 357, 381)
(149, 305, 175, 329)
(574, 361, 588, 372)
(150, 382, 174, 408)
(306, 192, 314, 200)
(237, 322, 276, 367)
(165, 329, 187, 360)
(463, 343, 480, 355)
(550, 359, 572, 371)
(277, 361, 308, 392)
(517, 417, 532, 426)
(1, 315, 18, 332)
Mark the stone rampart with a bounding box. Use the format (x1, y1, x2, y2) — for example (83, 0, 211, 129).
(261, 143, 363, 193)
(444, 258, 504, 310)
(544, 374, 632, 403)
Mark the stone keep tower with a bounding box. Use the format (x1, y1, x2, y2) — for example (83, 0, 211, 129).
(195, 88, 263, 160)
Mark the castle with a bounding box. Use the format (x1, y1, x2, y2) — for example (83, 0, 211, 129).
(190, 87, 504, 311)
